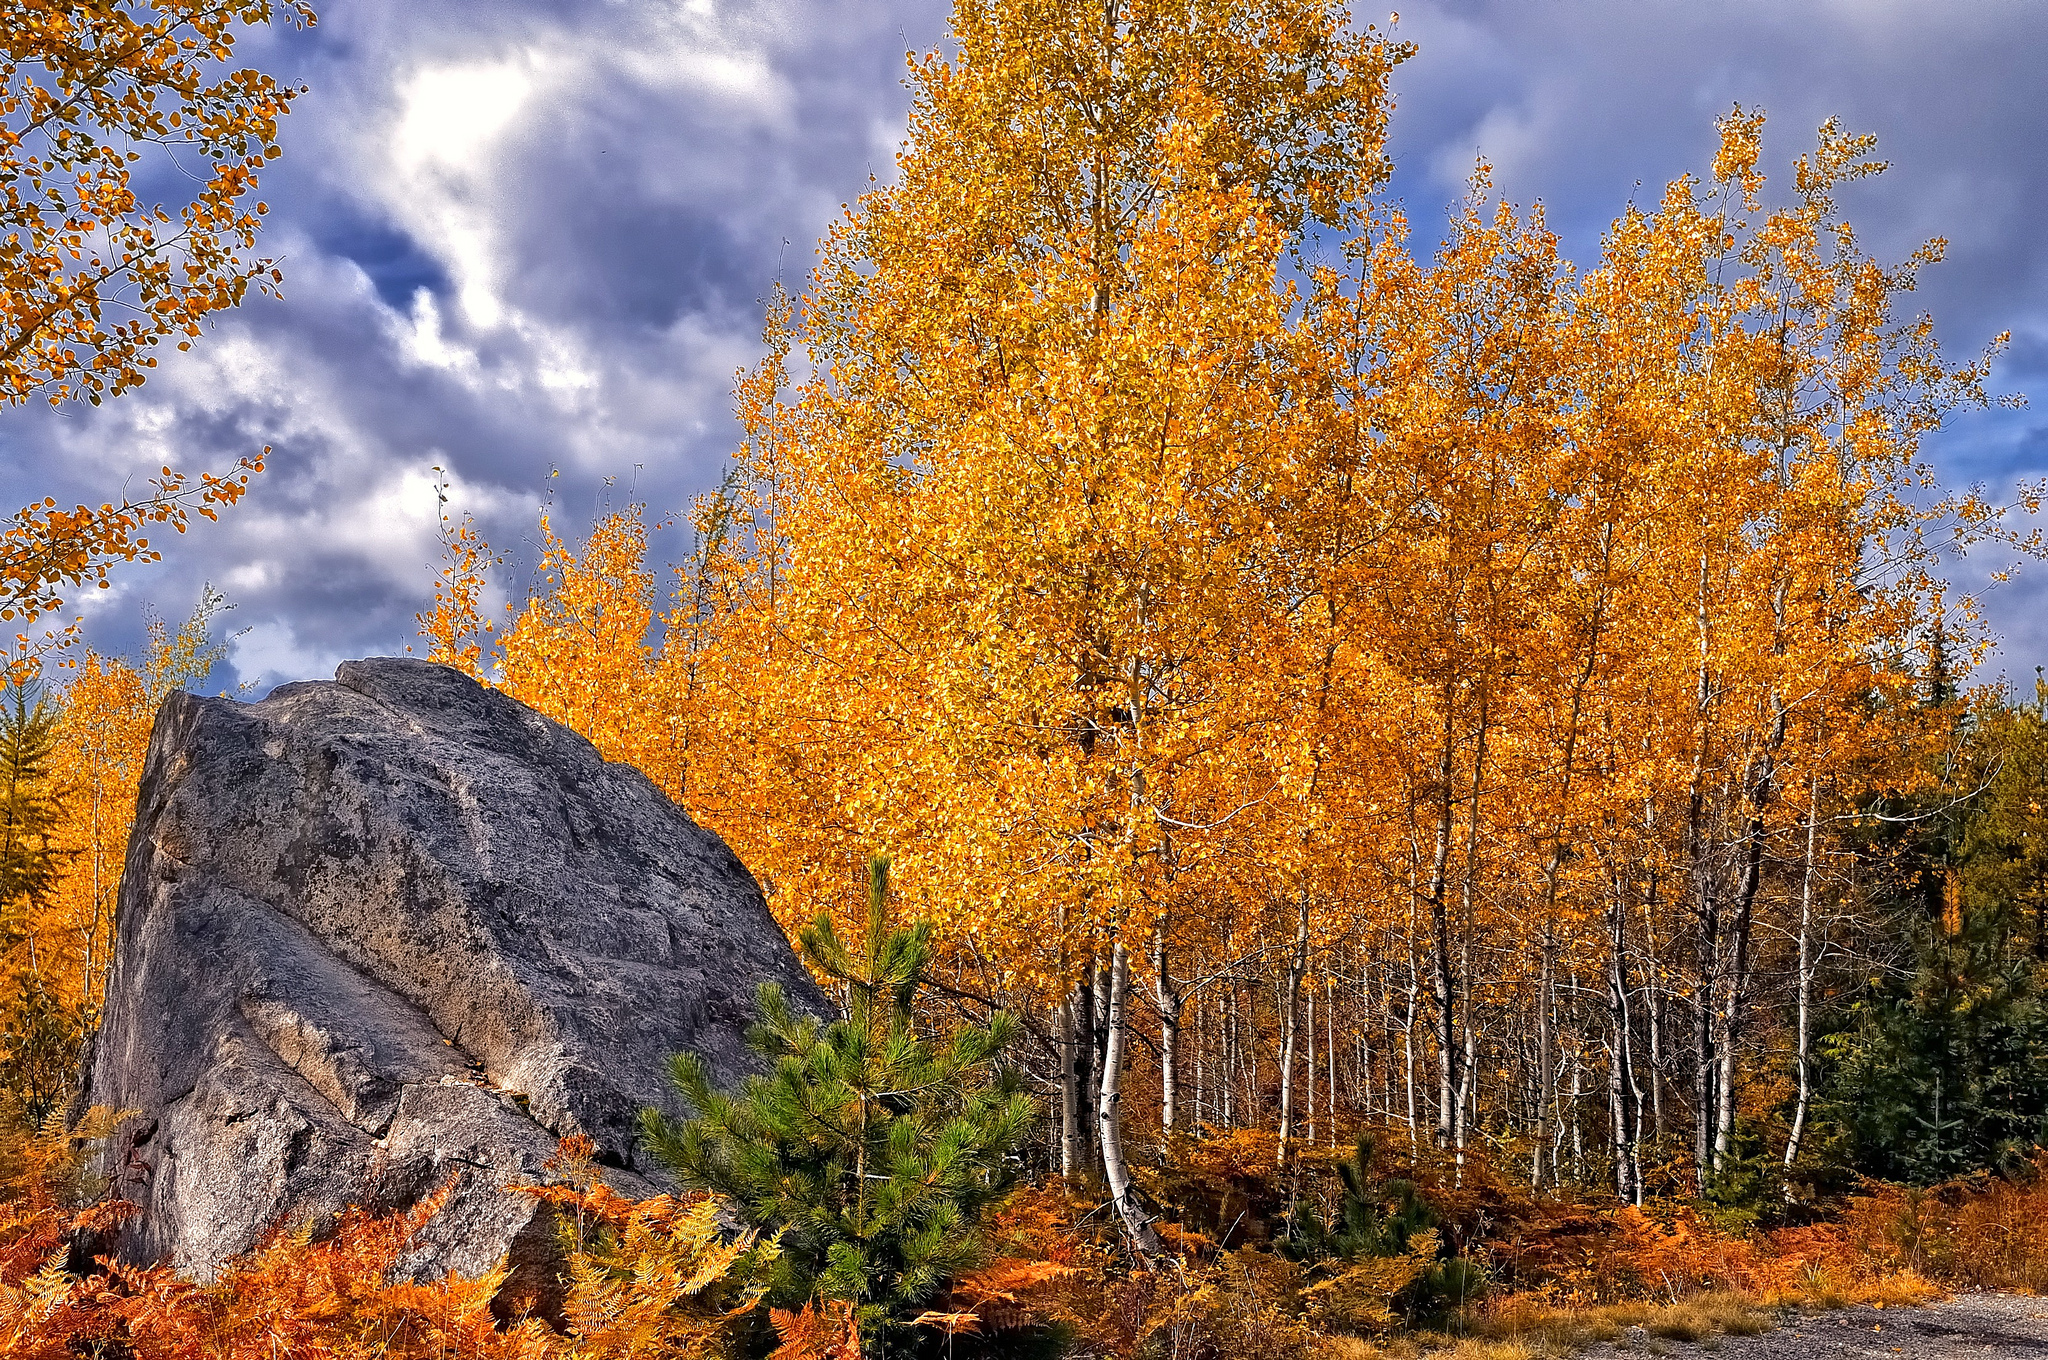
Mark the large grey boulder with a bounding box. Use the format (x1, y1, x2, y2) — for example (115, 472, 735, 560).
(80, 657, 825, 1287)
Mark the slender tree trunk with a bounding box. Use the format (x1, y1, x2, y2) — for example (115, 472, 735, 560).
(1717, 699, 1782, 1169)
(1070, 970, 1100, 1176)
(1568, 1049, 1585, 1179)
(1689, 553, 1718, 1193)
(1451, 688, 1491, 1165)
(1152, 932, 1181, 1134)
(1607, 1034, 1630, 1203)
(1692, 955, 1717, 1190)
(1223, 981, 1237, 1127)
(1460, 1019, 1477, 1156)
(1404, 938, 1420, 1147)
(1305, 985, 1317, 1147)
(1608, 868, 1640, 1203)
(1240, 979, 1253, 1127)
(1432, 886, 1457, 1149)
(1092, 955, 1111, 1139)
(1278, 900, 1309, 1163)
(1428, 704, 1460, 1150)
(1099, 942, 1162, 1257)
(1715, 791, 1769, 1169)
(1534, 920, 1556, 1189)
(1785, 778, 1820, 1179)
(1643, 865, 1666, 1144)
(1690, 837, 1720, 1191)
(1327, 972, 1338, 1144)
(84, 780, 106, 1013)
(1060, 988, 1085, 1177)
(1530, 550, 1605, 1190)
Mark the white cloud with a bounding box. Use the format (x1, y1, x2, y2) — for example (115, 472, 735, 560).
(8, 0, 2038, 693)
(400, 288, 485, 381)
(394, 58, 539, 175)
(231, 620, 351, 692)
(382, 55, 546, 330)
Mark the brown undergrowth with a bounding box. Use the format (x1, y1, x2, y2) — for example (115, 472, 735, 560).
(6, 1122, 2048, 1358)
(981, 1131, 2016, 1360)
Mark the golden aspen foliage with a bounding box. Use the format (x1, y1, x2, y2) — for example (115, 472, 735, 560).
(2, 464, 263, 668)
(405, 10, 2042, 1257)
(714, 0, 1411, 960)
(416, 474, 503, 681)
(498, 510, 681, 796)
(692, 0, 1422, 1241)
(0, 590, 230, 1128)
(32, 655, 144, 1011)
(0, 0, 308, 654)
(0, 0, 310, 408)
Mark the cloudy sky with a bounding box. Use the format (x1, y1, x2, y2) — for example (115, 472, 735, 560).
(6, 0, 2045, 694)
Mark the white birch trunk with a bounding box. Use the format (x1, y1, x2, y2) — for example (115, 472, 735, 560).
(1098, 942, 1161, 1256)
(1785, 779, 1820, 1177)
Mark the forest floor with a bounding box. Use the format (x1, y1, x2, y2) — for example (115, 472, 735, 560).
(1616, 1293, 2048, 1357)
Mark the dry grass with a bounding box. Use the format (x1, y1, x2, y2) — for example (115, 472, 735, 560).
(1244, 1262, 1945, 1360)
(1458, 1290, 1774, 1353)
(1743, 1259, 1943, 1313)
(1313, 1337, 1548, 1360)
(1427, 1268, 1948, 1358)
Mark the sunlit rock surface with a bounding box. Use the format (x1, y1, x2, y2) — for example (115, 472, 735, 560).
(79, 657, 823, 1284)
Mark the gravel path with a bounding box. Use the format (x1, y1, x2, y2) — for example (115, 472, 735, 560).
(1616, 1294, 2048, 1358)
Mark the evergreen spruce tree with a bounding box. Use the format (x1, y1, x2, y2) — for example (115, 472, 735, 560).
(0, 972, 87, 1128)
(0, 682, 78, 1129)
(0, 682, 64, 956)
(1281, 1133, 1436, 1263)
(1823, 909, 2048, 1183)
(1281, 1133, 1485, 1324)
(641, 856, 1033, 1354)
(1821, 672, 2048, 1183)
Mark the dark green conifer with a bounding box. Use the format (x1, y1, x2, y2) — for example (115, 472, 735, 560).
(1282, 1133, 1435, 1263)
(642, 856, 1033, 1353)
(0, 682, 63, 954)
(0, 681, 79, 1129)
(1282, 1133, 1486, 1325)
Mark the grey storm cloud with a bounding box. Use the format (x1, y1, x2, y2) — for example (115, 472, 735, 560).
(2, 0, 2043, 693)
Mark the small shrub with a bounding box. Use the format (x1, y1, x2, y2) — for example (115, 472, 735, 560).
(640, 857, 1034, 1355)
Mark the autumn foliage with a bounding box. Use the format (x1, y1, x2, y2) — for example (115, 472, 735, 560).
(0, 597, 228, 1097)
(7, 0, 2048, 1352)
(428, 0, 2043, 1234)
(2, 0, 304, 658)
(0, 0, 308, 409)
(0, 1123, 778, 1359)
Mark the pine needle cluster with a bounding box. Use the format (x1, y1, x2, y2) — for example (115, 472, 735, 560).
(0, 684, 63, 954)
(641, 856, 1033, 1350)
(0, 685, 79, 1128)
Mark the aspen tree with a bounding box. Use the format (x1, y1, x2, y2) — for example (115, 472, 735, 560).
(713, 0, 1409, 1252)
(2, 0, 307, 649)
(410, 77, 2042, 1209)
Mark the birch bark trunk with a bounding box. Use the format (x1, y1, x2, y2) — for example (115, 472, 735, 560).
(1099, 942, 1162, 1256)
(1327, 973, 1337, 1143)
(1428, 703, 1460, 1151)
(1152, 932, 1182, 1134)
(1277, 899, 1309, 1163)
(1534, 923, 1555, 1188)
(1060, 988, 1085, 1177)
(1608, 868, 1640, 1203)
(1784, 779, 1820, 1179)
(1305, 985, 1317, 1148)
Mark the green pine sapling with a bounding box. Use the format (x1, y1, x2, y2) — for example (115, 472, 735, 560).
(641, 855, 1034, 1351)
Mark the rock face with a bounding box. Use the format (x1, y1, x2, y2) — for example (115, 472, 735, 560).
(80, 658, 825, 1284)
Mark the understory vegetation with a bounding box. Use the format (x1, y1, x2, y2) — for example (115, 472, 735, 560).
(7, 0, 2048, 1354)
(14, 1098, 2048, 1358)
